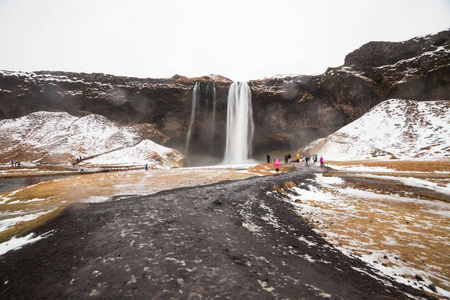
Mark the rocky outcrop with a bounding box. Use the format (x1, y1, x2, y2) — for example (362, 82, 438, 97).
(249, 29, 449, 155)
(249, 73, 379, 153)
(344, 30, 449, 70)
(0, 29, 449, 163)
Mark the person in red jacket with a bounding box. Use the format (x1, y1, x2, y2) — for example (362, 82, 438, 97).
(274, 159, 280, 175)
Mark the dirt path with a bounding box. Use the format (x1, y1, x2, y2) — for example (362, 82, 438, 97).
(0, 167, 433, 299)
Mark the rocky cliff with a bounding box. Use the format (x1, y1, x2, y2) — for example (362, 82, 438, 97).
(0, 29, 449, 163)
(0, 72, 233, 161)
(249, 29, 449, 155)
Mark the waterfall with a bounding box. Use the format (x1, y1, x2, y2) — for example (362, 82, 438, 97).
(185, 82, 200, 156)
(204, 82, 210, 123)
(209, 82, 217, 152)
(212, 82, 217, 130)
(201, 82, 217, 154)
(223, 82, 254, 164)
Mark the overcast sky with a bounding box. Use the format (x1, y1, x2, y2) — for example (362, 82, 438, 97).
(0, 0, 449, 81)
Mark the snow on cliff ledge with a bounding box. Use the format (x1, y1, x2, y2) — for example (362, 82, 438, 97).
(303, 99, 450, 160)
(0, 111, 185, 168)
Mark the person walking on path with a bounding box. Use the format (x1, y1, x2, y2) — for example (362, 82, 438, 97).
(320, 156, 324, 168)
(274, 159, 280, 175)
(267, 153, 271, 163)
(296, 153, 300, 163)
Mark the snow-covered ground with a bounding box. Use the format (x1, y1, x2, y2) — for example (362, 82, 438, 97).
(0, 231, 55, 256)
(0, 111, 184, 168)
(303, 99, 450, 160)
(276, 173, 450, 298)
(79, 140, 184, 169)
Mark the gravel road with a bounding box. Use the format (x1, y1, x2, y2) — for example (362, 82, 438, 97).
(0, 167, 433, 299)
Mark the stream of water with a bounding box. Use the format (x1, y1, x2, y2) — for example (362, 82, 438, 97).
(223, 82, 254, 164)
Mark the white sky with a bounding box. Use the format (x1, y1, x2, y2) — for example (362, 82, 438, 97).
(0, 0, 449, 81)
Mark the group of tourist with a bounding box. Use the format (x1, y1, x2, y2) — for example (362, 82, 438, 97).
(72, 157, 82, 167)
(10, 160, 21, 167)
(267, 152, 324, 175)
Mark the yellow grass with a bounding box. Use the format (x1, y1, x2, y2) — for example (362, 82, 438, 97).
(328, 159, 450, 172)
(292, 162, 450, 297)
(0, 166, 276, 242)
(0, 169, 261, 213)
(0, 163, 294, 244)
(248, 163, 294, 175)
(303, 185, 450, 293)
(0, 205, 68, 244)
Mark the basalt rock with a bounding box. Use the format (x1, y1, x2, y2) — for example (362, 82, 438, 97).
(0, 29, 449, 162)
(344, 30, 450, 70)
(0, 72, 233, 157)
(248, 29, 449, 155)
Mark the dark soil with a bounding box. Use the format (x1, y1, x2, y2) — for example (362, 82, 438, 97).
(0, 167, 435, 299)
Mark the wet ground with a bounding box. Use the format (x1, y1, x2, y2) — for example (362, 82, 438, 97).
(0, 175, 73, 194)
(0, 166, 432, 299)
(0, 165, 94, 194)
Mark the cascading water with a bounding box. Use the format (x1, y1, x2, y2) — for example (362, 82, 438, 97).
(185, 82, 200, 156)
(211, 82, 216, 131)
(208, 82, 217, 152)
(223, 82, 254, 164)
(204, 82, 211, 123)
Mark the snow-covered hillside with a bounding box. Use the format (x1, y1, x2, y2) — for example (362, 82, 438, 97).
(0, 111, 185, 168)
(80, 140, 184, 169)
(303, 99, 450, 160)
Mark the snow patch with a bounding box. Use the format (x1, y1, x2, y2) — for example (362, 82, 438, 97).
(0, 231, 54, 255)
(303, 99, 450, 160)
(0, 211, 49, 232)
(81, 140, 183, 168)
(83, 196, 111, 203)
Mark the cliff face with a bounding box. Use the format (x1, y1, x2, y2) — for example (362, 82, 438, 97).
(249, 29, 450, 154)
(0, 29, 449, 162)
(0, 72, 233, 157)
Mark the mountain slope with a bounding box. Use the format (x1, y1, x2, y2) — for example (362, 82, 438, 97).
(79, 140, 185, 169)
(302, 99, 450, 160)
(0, 111, 185, 168)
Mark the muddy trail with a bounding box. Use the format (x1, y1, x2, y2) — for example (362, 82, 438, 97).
(0, 167, 433, 299)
